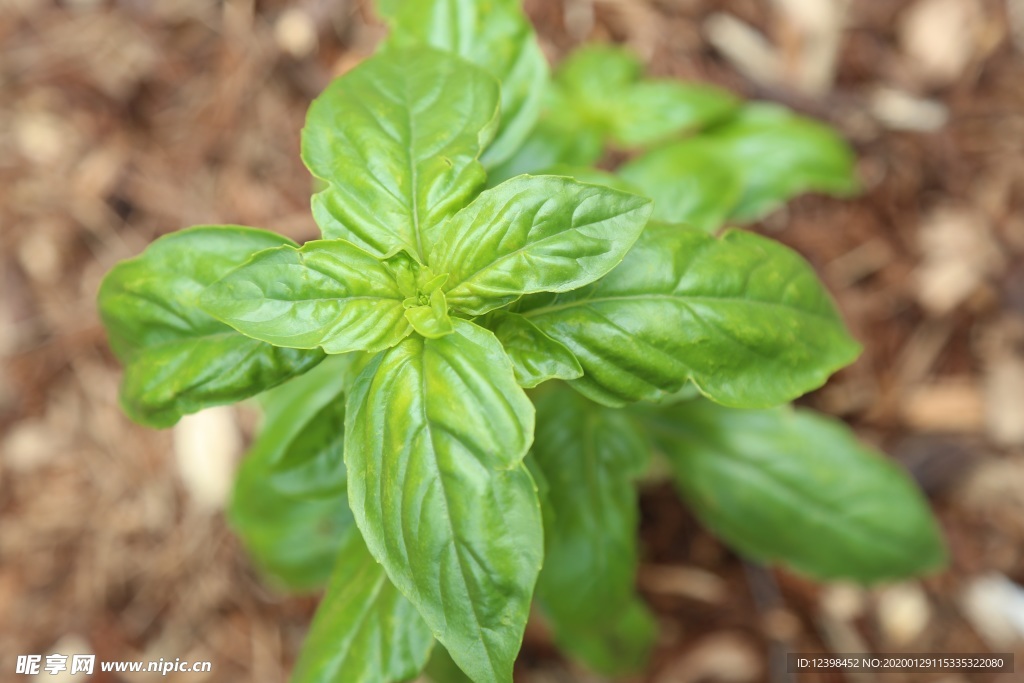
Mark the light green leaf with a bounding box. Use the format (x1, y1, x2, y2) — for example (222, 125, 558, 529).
(433, 175, 653, 315)
(303, 47, 500, 260)
(201, 240, 412, 355)
(345, 319, 542, 683)
(97, 226, 324, 428)
(522, 223, 861, 408)
(650, 400, 947, 582)
(404, 288, 454, 339)
(380, 0, 548, 167)
(618, 139, 744, 232)
(532, 387, 655, 674)
(556, 44, 643, 105)
(609, 81, 739, 147)
(542, 165, 642, 194)
(292, 525, 435, 683)
(488, 311, 582, 388)
(707, 103, 858, 221)
(229, 358, 352, 590)
(553, 44, 738, 147)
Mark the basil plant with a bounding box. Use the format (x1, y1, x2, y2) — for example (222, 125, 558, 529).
(97, 1, 946, 681)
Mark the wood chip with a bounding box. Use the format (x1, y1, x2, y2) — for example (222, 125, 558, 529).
(172, 406, 242, 512)
(870, 87, 949, 132)
(914, 206, 1003, 316)
(704, 13, 783, 88)
(899, 0, 982, 85)
(275, 8, 318, 59)
(875, 582, 932, 645)
(654, 632, 762, 683)
(901, 378, 986, 433)
(638, 564, 729, 603)
(960, 573, 1024, 648)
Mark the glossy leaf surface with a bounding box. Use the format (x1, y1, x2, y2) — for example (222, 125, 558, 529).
(345, 319, 542, 683)
(378, 0, 548, 167)
(292, 525, 434, 683)
(651, 400, 947, 582)
(303, 47, 499, 260)
(532, 388, 656, 674)
(488, 311, 582, 388)
(201, 240, 411, 354)
(523, 223, 861, 408)
(433, 175, 653, 315)
(97, 226, 324, 428)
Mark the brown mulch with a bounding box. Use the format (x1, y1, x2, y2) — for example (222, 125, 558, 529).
(2, 0, 1024, 681)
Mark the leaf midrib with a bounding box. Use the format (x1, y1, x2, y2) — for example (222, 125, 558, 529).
(523, 293, 839, 325)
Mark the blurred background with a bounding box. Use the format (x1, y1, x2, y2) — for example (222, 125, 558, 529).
(3, 0, 1024, 681)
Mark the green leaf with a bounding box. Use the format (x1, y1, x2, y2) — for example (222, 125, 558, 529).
(618, 138, 744, 232)
(488, 311, 582, 388)
(485, 118, 604, 186)
(433, 175, 653, 315)
(345, 319, 542, 683)
(532, 388, 655, 674)
(552, 44, 738, 147)
(404, 288, 454, 339)
(552, 600, 658, 676)
(201, 240, 412, 355)
(97, 226, 324, 428)
(424, 645, 474, 683)
(542, 165, 642, 194)
(707, 103, 858, 221)
(292, 525, 435, 683)
(303, 47, 500, 261)
(556, 44, 643, 106)
(229, 358, 352, 590)
(379, 0, 548, 168)
(649, 400, 947, 582)
(608, 81, 739, 147)
(522, 223, 861, 408)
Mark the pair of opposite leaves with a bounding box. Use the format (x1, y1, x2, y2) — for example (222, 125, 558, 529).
(99, 46, 860, 683)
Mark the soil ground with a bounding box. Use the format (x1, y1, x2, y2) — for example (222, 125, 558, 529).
(2, 1, 1024, 681)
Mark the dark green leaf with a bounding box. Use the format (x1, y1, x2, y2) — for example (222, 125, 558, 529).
(552, 600, 657, 675)
(522, 223, 861, 408)
(485, 118, 604, 186)
(651, 400, 947, 582)
(247, 355, 352, 499)
(707, 103, 858, 221)
(97, 226, 324, 428)
(531, 387, 655, 674)
(618, 139, 744, 232)
(229, 358, 352, 590)
(433, 175, 653, 315)
(488, 311, 582, 388)
(303, 47, 499, 261)
(292, 525, 434, 683)
(345, 319, 542, 683)
(424, 645, 474, 683)
(379, 0, 548, 167)
(201, 240, 412, 355)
